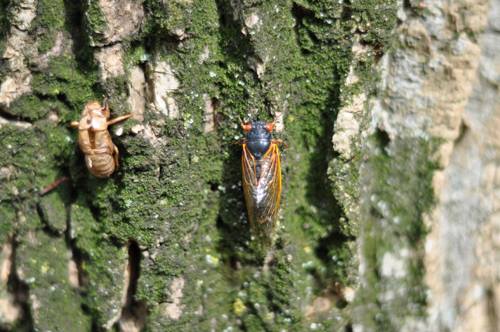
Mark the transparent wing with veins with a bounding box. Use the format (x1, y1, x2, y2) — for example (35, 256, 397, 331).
(242, 143, 282, 227)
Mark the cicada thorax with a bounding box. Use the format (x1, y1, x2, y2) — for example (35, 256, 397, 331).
(241, 121, 282, 246)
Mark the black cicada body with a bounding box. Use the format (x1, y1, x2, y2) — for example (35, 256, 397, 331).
(241, 121, 282, 245)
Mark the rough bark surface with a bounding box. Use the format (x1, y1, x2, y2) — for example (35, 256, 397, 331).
(0, 0, 498, 332)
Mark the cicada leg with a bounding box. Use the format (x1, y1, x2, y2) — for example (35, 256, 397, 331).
(272, 139, 288, 148)
(107, 114, 132, 126)
(40, 177, 70, 196)
(113, 144, 120, 169)
(101, 97, 110, 118)
(234, 139, 247, 145)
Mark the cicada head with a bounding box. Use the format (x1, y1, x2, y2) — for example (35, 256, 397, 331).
(83, 101, 102, 117)
(244, 121, 273, 159)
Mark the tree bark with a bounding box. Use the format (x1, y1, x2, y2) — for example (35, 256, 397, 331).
(0, 0, 499, 332)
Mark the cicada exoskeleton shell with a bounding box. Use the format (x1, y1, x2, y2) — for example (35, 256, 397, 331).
(71, 100, 131, 178)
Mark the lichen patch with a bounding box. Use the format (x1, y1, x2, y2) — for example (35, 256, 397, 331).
(96, 0, 144, 45)
(128, 66, 146, 122)
(0, 241, 13, 284)
(0, 114, 32, 129)
(0, 298, 20, 325)
(147, 61, 180, 119)
(202, 94, 215, 133)
(381, 252, 406, 278)
(242, 12, 261, 35)
(162, 277, 185, 320)
(67, 252, 80, 288)
(332, 93, 365, 159)
(0, 0, 37, 108)
(0, 75, 32, 109)
(95, 44, 126, 81)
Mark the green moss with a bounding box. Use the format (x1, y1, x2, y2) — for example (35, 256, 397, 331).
(16, 225, 92, 331)
(125, 44, 150, 67)
(0, 125, 71, 200)
(69, 198, 129, 326)
(37, 191, 68, 233)
(144, 0, 197, 37)
(0, 203, 16, 244)
(355, 135, 440, 331)
(85, 0, 107, 45)
(5, 95, 68, 121)
(350, 0, 398, 48)
(324, 0, 398, 222)
(31, 55, 100, 114)
(135, 0, 396, 330)
(0, 0, 9, 56)
(32, 0, 66, 53)
(0, 0, 115, 329)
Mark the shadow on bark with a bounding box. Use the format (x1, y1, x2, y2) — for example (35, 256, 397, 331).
(7, 236, 35, 332)
(63, 0, 98, 72)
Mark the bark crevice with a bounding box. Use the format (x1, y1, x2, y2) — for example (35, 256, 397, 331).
(6, 235, 34, 331)
(115, 240, 146, 332)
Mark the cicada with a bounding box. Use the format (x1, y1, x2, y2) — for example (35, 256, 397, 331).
(70, 100, 131, 178)
(241, 121, 282, 245)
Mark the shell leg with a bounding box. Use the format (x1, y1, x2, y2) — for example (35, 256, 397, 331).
(107, 114, 132, 126)
(113, 145, 120, 170)
(101, 97, 110, 118)
(78, 129, 94, 155)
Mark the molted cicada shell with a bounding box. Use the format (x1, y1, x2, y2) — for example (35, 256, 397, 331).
(70, 100, 131, 178)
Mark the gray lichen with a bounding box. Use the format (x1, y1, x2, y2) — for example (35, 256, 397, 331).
(0, 0, 406, 331)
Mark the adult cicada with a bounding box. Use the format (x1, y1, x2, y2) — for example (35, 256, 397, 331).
(70, 100, 131, 178)
(241, 121, 282, 245)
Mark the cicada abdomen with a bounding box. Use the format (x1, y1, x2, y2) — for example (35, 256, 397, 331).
(241, 121, 282, 246)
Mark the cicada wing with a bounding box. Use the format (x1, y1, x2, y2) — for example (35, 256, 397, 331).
(256, 144, 281, 228)
(242, 144, 258, 224)
(242, 143, 282, 229)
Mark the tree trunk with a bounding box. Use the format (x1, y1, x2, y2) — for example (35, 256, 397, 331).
(0, 0, 498, 331)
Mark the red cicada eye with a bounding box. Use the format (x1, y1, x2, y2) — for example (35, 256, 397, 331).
(242, 122, 252, 132)
(265, 122, 275, 132)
